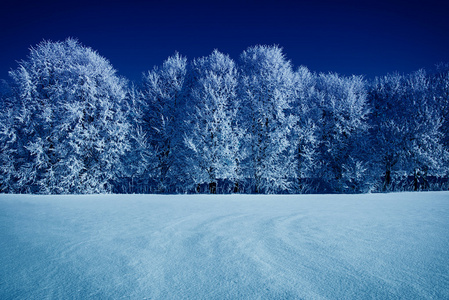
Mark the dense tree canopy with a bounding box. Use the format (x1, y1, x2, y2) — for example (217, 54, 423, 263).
(1, 39, 130, 193)
(0, 39, 448, 194)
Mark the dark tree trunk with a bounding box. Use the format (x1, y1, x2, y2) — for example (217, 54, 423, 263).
(209, 181, 216, 194)
(422, 167, 429, 191)
(384, 169, 391, 191)
(413, 169, 419, 191)
(233, 182, 239, 193)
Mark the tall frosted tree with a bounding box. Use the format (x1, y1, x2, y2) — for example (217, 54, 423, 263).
(314, 73, 372, 193)
(369, 70, 445, 191)
(184, 50, 242, 193)
(289, 66, 320, 193)
(0, 81, 22, 193)
(8, 38, 130, 194)
(404, 70, 445, 190)
(0, 108, 13, 193)
(117, 84, 155, 193)
(239, 45, 297, 193)
(430, 64, 449, 169)
(141, 53, 187, 192)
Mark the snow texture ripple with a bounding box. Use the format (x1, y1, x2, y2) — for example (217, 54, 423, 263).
(1, 192, 448, 299)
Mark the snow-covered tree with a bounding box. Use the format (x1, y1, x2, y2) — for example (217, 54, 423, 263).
(184, 50, 243, 193)
(430, 64, 449, 166)
(289, 66, 319, 193)
(112, 84, 155, 193)
(239, 45, 297, 193)
(0, 109, 14, 193)
(2, 39, 447, 194)
(8, 38, 131, 194)
(314, 73, 372, 193)
(369, 70, 445, 191)
(404, 70, 446, 190)
(141, 53, 188, 192)
(0, 81, 22, 193)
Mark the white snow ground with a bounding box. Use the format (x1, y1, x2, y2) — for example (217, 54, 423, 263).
(1, 192, 448, 299)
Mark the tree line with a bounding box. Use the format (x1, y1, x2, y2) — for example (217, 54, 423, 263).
(0, 38, 448, 194)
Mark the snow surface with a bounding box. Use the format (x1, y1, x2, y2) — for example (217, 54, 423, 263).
(1, 192, 448, 299)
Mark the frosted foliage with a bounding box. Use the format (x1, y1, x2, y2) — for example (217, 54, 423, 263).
(370, 70, 446, 191)
(0, 108, 21, 193)
(432, 66, 449, 150)
(290, 66, 320, 193)
(239, 45, 297, 193)
(7, 39, 130, 194)
(314, 73, 372, 193)
(1, 40, 448, 194)
(184, 50, 242, 193)
(140, 53, 187, 192)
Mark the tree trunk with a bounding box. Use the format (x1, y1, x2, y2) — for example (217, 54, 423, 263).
(233, 181, 239, 193)
(422, 167, 429, 191)
(383, 169, 391, 191)
(209, 181, 216, 194)
(413, 169, 419, 191)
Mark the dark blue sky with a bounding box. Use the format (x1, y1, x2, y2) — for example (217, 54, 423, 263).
(1, 0, 448, 82)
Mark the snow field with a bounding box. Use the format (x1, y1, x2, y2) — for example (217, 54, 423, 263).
(1, 192, 448, 299)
